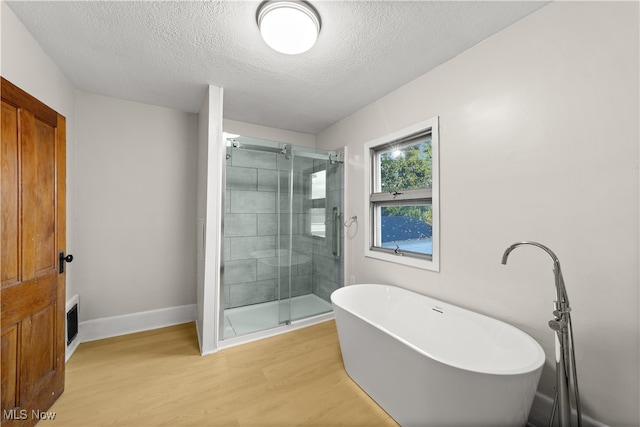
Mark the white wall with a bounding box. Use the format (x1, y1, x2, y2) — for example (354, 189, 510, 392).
(223, 118, 315, 147)
(196, 86, 224, 355)
(75, 91, 198, 321)
(196, 90, 210, 352)
(1, 1, 78, 299)
(3, 0, 202, 338)
(317, 2, 639, 426)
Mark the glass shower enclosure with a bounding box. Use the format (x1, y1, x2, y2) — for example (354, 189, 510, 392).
(221, 135, 343, 340)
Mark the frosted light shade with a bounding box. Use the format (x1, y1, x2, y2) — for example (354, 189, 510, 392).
(258, 1, 320, 55)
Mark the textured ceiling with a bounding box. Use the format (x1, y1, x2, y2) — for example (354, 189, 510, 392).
(7, 1, 549, 134)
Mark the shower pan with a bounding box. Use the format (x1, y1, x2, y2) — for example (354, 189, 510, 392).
(221, 135, 344, 341)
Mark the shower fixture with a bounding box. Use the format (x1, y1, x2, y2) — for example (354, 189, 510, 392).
(329, 151, 342, 164)
(501, 241, 582, 427)
(281, 144, 292, 159)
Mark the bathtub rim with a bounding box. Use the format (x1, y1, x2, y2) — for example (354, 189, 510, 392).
(331, 283, 546, 376)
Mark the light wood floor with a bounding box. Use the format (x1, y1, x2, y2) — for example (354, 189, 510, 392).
(47, 320, 398, 426)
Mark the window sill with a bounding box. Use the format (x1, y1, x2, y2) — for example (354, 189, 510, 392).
(364, 248, 439, 272)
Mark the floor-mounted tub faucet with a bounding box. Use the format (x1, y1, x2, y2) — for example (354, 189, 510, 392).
(501, 241, 582, 427)
(502, 241, 569, 307)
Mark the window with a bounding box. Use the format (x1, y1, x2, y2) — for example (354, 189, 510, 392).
(364, 117, 439, 271)
(309, 169, 326, 238)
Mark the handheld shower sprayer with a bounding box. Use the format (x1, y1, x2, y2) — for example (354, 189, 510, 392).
(501, 241, 582, 427)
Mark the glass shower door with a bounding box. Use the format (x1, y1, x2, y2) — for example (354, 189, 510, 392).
(223, 141, 283, 338)
(308, 155, 343, 313)
(222, 136, 343, 340)
(279, 149, 343, 324)
(277, 146, 294, 325)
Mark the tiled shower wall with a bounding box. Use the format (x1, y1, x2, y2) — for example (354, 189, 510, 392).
(224, 148, 342, 309)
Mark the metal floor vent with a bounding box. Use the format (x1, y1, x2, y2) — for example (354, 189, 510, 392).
(66, 296, 79, 346)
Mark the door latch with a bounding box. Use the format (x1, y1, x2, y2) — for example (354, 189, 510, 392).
(59, 252, 74, 274)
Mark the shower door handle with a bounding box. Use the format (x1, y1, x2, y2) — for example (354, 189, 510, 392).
(332, 207, 340, 257)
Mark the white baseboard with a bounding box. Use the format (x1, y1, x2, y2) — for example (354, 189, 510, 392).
(528, 391, 608, 427)
(65, 337, 80, 363)
(78, 304, 197, 343)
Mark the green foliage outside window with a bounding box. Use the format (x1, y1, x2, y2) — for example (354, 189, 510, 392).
(380, 139, 433, 225)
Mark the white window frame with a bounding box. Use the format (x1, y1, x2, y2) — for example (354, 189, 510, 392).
(363, 116, 439, 272)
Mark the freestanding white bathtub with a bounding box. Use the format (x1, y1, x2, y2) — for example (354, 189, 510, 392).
(331, 284, 545, 427)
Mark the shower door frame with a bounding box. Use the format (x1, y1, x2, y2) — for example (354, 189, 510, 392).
(218, 136, 345, 346)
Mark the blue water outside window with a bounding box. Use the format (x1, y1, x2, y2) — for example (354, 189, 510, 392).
(380, 207, 432, 256)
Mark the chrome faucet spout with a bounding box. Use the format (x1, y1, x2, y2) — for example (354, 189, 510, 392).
(501, 240, 560, 265)
(501, 241, 568, 304)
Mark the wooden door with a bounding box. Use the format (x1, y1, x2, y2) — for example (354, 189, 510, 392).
(1, 77, 66, 427)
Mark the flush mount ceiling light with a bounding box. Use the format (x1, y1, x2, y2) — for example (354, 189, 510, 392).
(257, 1, 321, 55)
